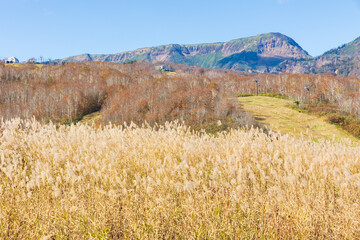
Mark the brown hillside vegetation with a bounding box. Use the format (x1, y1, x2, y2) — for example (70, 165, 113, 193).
(1, 62, 360, 127)
(0, 62, 254, 130)
(1, 61, 360, 134)
(0, 119, 359, 238)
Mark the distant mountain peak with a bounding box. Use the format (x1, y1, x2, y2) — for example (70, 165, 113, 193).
(59, 33, 360, 78)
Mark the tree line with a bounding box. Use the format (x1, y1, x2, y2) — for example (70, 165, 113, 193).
(0, 61, 359, 132)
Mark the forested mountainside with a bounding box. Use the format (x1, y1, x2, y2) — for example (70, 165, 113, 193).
(275, 36, 360, 77)
(60, 32, 360, 79)
(61, 33, 311, 73)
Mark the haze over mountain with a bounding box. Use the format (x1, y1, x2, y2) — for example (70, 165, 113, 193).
(61, 32, 360, 78)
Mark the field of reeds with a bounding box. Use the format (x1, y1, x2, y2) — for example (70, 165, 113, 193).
(1, 119, 360, 239)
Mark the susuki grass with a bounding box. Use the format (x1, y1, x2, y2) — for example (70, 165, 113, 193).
(0, 119, 360, 239)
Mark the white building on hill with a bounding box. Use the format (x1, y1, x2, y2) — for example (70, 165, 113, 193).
(155, 64, 167, 71)
(5, 57, 19, 64)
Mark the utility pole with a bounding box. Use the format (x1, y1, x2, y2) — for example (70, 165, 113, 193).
(254, 80, 259, 96)
(304, 86, 311, 104)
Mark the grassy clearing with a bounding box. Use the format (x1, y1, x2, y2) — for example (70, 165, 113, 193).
(4, 63, 22, 67)
(164, 71, 177, 76)
(79, 111, 101, 124)
(0, 119, 360, 239)
(4, 63, 44, 68)
(238, 96, 358, 143)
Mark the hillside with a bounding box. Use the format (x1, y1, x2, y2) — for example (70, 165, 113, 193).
(2, 62, 360, 135)
(275, 36, 360, 77)
(238, 96, 358, 143)
(60, 33, 360, 78)
(61, 33, 312, 73)
(315, 36, 360, 77)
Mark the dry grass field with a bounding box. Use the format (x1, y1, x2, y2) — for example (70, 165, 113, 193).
(1, 118, 360, 239)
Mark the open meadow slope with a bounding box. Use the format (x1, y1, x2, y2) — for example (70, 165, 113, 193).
(238, 96, 359, 143)
(1, 119, 360, 239)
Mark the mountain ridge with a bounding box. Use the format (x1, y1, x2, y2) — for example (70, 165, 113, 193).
(275, 36, 360, 77)
(60, 32, 360, 78)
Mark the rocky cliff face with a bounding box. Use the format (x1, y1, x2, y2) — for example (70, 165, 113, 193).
(61, 33, 311, 73)
(60, 33, 360, 78)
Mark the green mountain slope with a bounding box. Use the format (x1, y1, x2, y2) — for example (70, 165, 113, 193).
(60, 33, 360, 78)
(316, 37, 360, 77)
(275, 36, 360, 77)
(61, 32, 312, 73)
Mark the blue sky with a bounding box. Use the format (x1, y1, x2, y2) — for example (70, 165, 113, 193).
(1, 0, 360, 61)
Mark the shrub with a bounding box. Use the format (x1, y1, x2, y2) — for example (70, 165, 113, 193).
(327, 114, 346, 125)
(345, 122, 360, 137)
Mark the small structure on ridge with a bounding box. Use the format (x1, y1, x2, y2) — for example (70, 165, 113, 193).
(5, 57, 19, 64)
